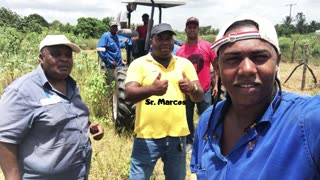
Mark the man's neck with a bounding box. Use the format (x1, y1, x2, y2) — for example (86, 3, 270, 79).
(151, 53, 172, 68)
(187, 38, 198, 45)
(110, 32, 117, 37)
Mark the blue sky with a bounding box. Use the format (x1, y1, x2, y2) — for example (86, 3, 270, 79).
(1, 0, 319, 31)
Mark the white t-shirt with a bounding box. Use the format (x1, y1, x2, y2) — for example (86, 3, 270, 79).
(115, 6, 128, 27)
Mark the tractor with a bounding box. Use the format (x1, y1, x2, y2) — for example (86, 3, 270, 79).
(112, 0, 187, 136)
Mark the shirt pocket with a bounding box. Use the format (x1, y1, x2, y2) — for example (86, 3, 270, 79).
(107, 42, 117, 52)
(41, 102, 69, 126)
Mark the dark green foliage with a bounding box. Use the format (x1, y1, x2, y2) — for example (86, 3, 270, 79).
(0, 7, 22, 29)
(73, 17, 108, 38)
(276, 12, 320, 37)
(199, 25, 219, 36)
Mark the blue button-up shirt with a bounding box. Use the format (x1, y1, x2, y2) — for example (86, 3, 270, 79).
(0, 65, 92, 179)
(97, 32, 125, 69)
(191, 91, 320, 179)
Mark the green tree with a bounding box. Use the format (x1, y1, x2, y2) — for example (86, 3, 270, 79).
(0, 7, 22, 29)
(275, 16, 295, 36)
(73, 17, 107, 38)
(102, 17, 112, 27)
(61, 23, 74, 33)
(50, 20, 64, 31)
(24, 14, 49, 27)
(295, 12, 307, 34)
(308, 20, 320, 33)
(19, 14, 49, 33)
(199, 26, 218, 35)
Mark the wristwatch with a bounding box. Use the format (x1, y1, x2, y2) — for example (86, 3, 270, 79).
(191, 82, 198, 93)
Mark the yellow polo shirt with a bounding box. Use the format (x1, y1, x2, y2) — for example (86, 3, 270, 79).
(125, 53, 198, 138)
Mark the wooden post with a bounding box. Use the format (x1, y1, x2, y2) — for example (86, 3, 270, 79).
(301, 44, 309, 90)
(291, 41, 296, 63)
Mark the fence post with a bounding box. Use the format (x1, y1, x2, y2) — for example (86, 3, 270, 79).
(291, 41, 296, 63)
(301, 44, 309, 90)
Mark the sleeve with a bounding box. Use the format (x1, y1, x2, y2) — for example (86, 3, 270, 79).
(97, 34, 112, 66)
(203, 40, 216, 64)
(0, 89, 34, 144)
(136, 26, 141, 35)
(190, 106, 212, 174)
(190, 120, 201, 173)
(303, 96, 320, 169)
(125, 60, 143, 84)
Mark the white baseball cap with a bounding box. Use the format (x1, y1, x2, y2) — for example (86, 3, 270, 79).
(39, 35, 81, 53)
(211, 15, 280, 53)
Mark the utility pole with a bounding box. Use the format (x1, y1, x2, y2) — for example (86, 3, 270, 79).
(286, 3, 296, 19)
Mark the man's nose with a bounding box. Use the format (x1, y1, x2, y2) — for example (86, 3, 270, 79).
(238, 57, 257, 75)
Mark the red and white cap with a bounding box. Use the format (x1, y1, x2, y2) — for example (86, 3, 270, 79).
(211, 16, 280, 53)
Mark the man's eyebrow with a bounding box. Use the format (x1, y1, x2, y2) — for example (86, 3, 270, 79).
(223, 49, 270, 55)
(222, 51, 242, 56)
(251, 49, 271, 55)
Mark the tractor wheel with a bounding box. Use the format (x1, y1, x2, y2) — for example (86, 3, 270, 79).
(113, 67, 136, 136)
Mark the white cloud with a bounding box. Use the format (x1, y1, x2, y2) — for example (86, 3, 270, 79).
(1, 0, 319, 31)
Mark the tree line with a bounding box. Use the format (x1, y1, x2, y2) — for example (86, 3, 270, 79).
(1, 7, 320, 39)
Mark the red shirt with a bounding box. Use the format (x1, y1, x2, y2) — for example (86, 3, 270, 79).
(176, 39, 216, 92)
(136, 25, 148, 40)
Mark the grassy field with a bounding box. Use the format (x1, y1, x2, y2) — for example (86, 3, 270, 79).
(0, 53, 319, 180)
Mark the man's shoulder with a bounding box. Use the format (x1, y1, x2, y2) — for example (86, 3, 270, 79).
(199, 39, 213, 48)
(129, 54, 150, 65)
(174, 55, 189, 61)
(3, 70, 39, 95)
(175, 45, 185, 56)
(281, 91, 320, 118)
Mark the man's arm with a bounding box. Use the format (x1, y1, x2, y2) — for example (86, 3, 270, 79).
(189, 80, 204, 102)
(125, 73, 168, 104)
(179, 72, 204, 103)
(212, 56, 219, 98)
(0, 142, 20, 180)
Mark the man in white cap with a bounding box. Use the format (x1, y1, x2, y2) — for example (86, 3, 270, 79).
(0, 35, 104, 179)
(97, 21, 125, 85)
(125, 23, 204, 180)
(191, 16, 320, 179)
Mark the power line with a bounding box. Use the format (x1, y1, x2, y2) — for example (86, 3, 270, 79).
(285, 3, 296, 18)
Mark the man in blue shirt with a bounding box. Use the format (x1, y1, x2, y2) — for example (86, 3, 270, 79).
(97, 21, 125, 86)
(0, 35, 104, 179)
(191, 16, 320, 179)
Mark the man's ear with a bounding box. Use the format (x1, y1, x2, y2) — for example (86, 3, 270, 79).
(275, 53, 281, 71)
(276, 53, 281, 66)
(149, 38, 153, 46)
(39, 53, 43, 63)
(275, 53, 281, 79)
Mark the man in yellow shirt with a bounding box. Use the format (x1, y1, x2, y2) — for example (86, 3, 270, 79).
(125, 23, 204, 180)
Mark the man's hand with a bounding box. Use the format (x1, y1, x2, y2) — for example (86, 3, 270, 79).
(178, 72, 194, 94)
(90, 122, 104, 141)
(212, 85, 218, 98)
(151, 73, 168, 96)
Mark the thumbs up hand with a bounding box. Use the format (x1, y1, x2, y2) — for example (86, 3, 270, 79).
(178, 72, 195, 94)
(151, 72, 168, 96)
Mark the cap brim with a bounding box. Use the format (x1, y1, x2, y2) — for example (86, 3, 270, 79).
(65, 43, 81, 53)
(41, 43, 81, 53)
